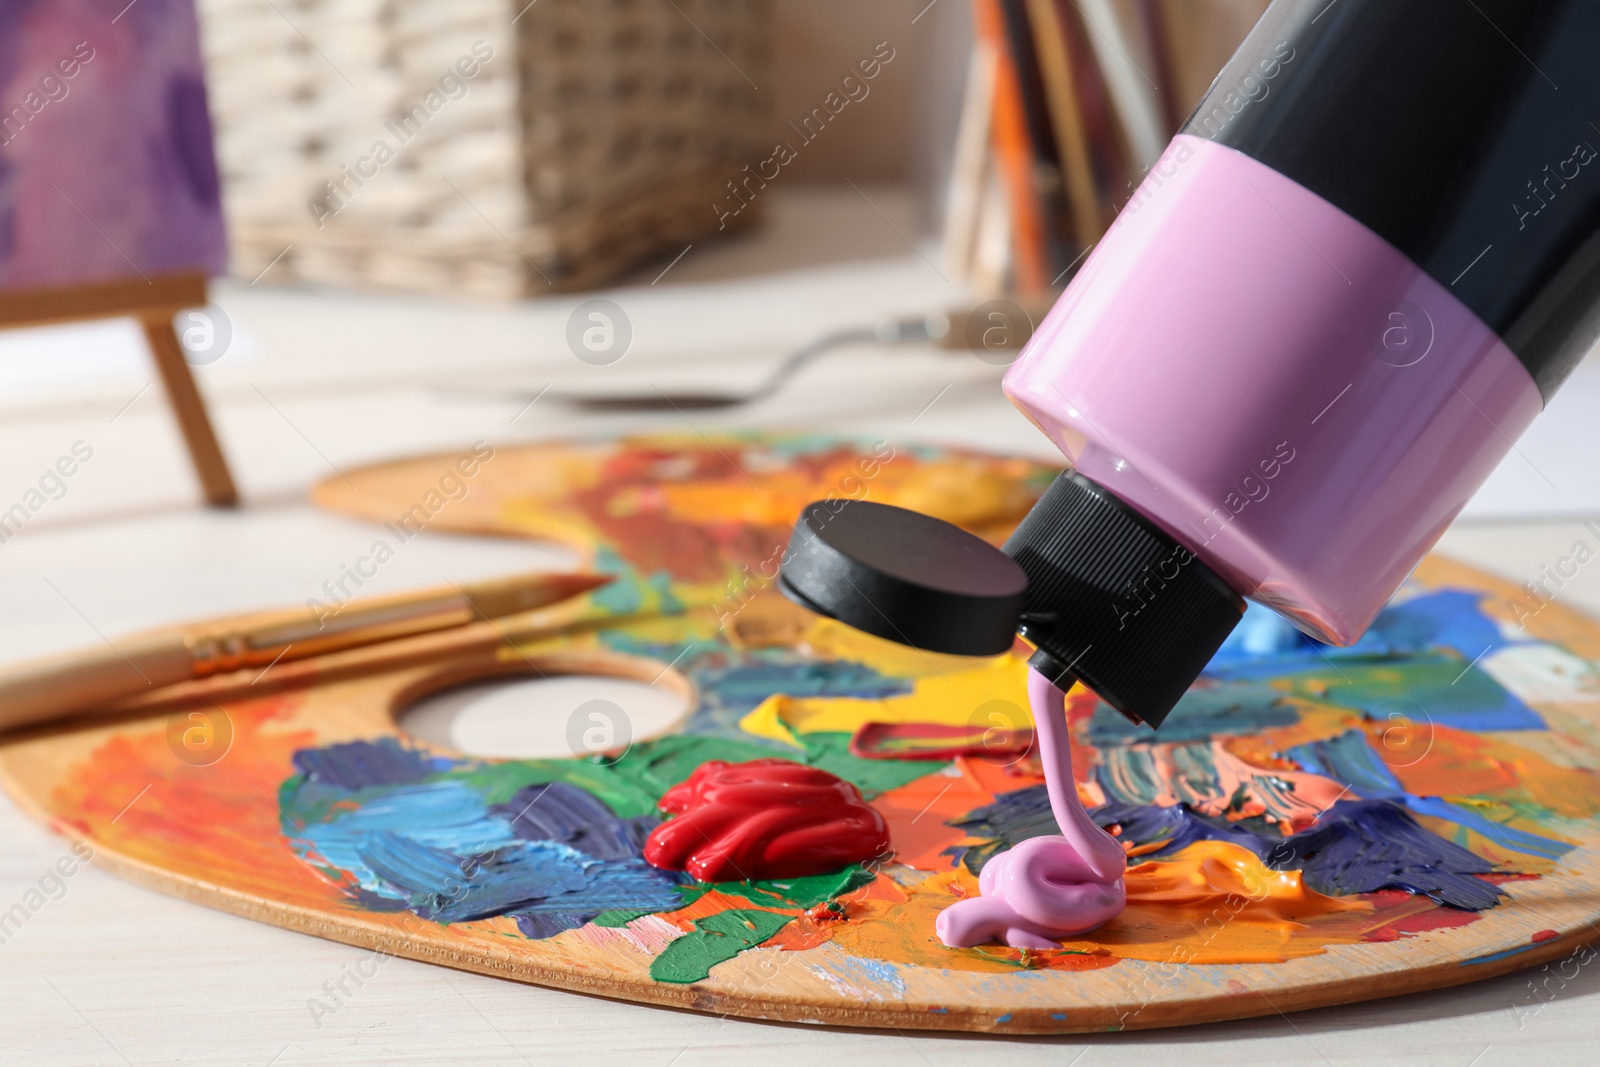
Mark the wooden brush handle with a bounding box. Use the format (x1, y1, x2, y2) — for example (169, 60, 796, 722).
(0, 571, 613, 735)
(0, 634, 192, 734)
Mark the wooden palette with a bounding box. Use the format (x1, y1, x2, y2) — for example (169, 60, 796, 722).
(3, 433, 1599, 1035)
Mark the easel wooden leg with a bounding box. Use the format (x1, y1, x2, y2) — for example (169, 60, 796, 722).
(140, 310, 239, 507)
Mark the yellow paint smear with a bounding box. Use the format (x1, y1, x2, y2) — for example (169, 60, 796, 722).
(740, 653, 1035, 742)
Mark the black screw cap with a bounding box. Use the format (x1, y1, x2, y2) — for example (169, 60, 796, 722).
(777, 500, 1028, 657)
(1003, 472, 1244, 728)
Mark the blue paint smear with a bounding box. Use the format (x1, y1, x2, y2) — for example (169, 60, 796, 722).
(346, 886, 410, 913)
(292, 738, 436, 790)
(688, 650, 913, 737)
(1140, 587, 1545, 735)
(1288, 730, 1574, 861)
(1264, 799, 1504, 909)
(1208, 601, 1306, 666)
(491, 781, 660, 861)
(827, 955, 908, 997)
(949, 789, 1507, 909)
(694, 657, 912, 713)
(1364, 590, 1509, 662)
(1286, 729, 1403, 796)
(591, 634, 913, 739)
(295, 780, 517, 886)
(1462, 941, 1544, 965)
(359, 835, 591, 921)
(356, 832, 683, 929)
(1087, 797, 1274, 857)
(1205, 589, 1517, 680)
(281, 751, 688, 939)
(942, 785, 1055, 872)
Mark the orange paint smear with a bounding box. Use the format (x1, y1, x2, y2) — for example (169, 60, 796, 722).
(764, 871, 911, 952)
(872, 758, 1047, 872)
(766, 918, 841, 953)
(1122, 841, 1371, 923)
(657, 890, 777, 930)
(49, 695, 342, 911)
(1368, 721, 1600, 820)
(562, 444, 1043, 585)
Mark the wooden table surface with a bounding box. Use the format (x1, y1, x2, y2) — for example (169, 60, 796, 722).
(2, 187, 1597, 1066)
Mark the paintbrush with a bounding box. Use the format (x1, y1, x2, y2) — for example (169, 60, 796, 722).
(0, 571, 612, 734)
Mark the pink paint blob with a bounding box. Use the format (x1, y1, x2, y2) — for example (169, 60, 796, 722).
(935, 670, 1126, 949)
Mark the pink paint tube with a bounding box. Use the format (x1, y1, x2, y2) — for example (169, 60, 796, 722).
(788, 1, 1600, 730)
(995, 0, 1600, 728)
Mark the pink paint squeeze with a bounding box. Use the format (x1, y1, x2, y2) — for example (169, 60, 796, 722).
(936, 670, 1126, 949)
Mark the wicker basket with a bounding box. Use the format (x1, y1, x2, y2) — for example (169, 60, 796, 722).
(198, 0, 770, 297)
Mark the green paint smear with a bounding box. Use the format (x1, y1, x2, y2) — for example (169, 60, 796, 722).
(789, 731, 947, 797)
(1085, 680, 1295, 744)
(617, 734, 777, 793)
(528, 730, 939, 815)
(1279, 653, 1517, 720)
(703, 863, 873, 909)
(649, 908, 794, 984)
(589, 547, 690, 614)
(749, 865, 874, 907)
(444, 734, 778, 819)
(594, 865, 871, 931)
(444, 729, 939, 829)
(449, 758, 662, 818)
(590, 908, 655, 927)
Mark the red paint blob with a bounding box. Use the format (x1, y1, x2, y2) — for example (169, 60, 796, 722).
(643, 759, 891, 882)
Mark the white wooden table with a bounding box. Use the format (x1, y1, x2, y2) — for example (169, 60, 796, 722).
(2, 187, 1598, 1066)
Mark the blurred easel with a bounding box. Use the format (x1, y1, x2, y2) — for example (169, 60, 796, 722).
(0, 271, 238, 506)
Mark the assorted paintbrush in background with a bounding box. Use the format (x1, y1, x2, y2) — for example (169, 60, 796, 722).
(944, 0, 1270, 295)
(0, 572, 611, 734)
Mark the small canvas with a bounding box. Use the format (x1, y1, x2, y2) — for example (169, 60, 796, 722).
(0, 0, 227, 291)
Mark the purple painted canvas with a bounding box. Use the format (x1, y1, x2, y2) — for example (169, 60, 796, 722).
(0, 0, 226, 290)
